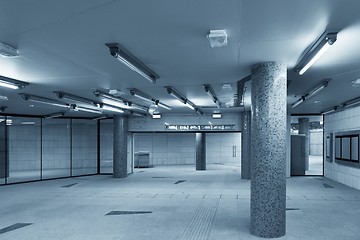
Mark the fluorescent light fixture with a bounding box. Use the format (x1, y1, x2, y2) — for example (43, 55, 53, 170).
(94, 90, 130, 109)
(292, 80, 329, 108)
(207, 30, 228, 48)
(106, 43, 159, 84)
(92, 115, 109, 121)
(166, 86, 202, 114)
(203, 84, 221, 107)
(152, 114, 161, 119)
(166, 86, 187, 104)
(45, 112, 65, 119)
(130, 111, 147, 117)
(196, 108, 203, 115)
(0, 75, 28, 89)
(20, 94, 70, 108)
(156, 101, 171, 111)
(102, 104, 125, 113)
(101, 98, 128, 109)
(291, 97, 305, 108)
(129, 88, 172, 111)
(294, 31, 338, 75)
(21, 121, 35, 125)
(129, 88, 154, 103)
(343, 97, 360, 109)
(71, 104, 102, 114)
(55, 91, 100, 107)
(0, 42, 19, 57)
(185, 101, 195, 110)
(212, 113, 222, 119)
(321, 107, 337, 115)
(129, 102, 149, 112)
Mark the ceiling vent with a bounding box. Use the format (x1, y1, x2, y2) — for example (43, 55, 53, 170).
(207, 30, 228, 48)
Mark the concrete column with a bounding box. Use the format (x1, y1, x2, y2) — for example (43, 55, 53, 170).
(113, 116, 128, 178)
(298, 118, 310, 171)
(250, 62, 287, 238)
(240, 110, 251, 179)
(196, 132, 206, 171)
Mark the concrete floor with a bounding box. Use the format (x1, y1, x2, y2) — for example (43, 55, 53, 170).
(0, 164, 360, 240)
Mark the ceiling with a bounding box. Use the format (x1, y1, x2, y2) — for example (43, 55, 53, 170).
(1, 0, 360, 118)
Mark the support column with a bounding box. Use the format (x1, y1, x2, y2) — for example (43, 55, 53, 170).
(298, 118, 310, 171)
(250, 62, 287, 238)
(240, 110, 251, 179)
(113, 116, 128, 178)
(196, 132, 206, 171)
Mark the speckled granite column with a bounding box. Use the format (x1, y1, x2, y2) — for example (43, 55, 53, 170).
(113, 116, 128, 178)
(250, 62, 287, 238)
(196, 133, 206, 171)
(298, 118, 310, 171)
(240, 111, 251, 179)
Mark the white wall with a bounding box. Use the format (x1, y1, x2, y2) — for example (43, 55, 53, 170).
(133, 132, 241, 165)
(324, 105, 360, 190)
(129, 113, 241, 132)
(310, 130, 323, 156)
(206, 133, 240, 164)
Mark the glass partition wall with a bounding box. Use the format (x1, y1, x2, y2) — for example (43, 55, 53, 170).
(0, 116, 105, 185)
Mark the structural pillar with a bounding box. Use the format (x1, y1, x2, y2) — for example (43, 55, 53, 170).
(113, 116, 128, 178)
(250, 62, 287, 238)
(196, 132, 206, 170)
(298, 118, 310, 171)
(240, 110, 251, 179)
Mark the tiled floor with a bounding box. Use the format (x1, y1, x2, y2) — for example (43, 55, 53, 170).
(0, 164, 360, 240)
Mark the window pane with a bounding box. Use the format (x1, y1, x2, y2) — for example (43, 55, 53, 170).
(7, 117, 41, 183)
(42, 118, 71, 179)
(335, 137, 341, 159)
(342, 137, 351, 160)
(351, 137, 359, 161)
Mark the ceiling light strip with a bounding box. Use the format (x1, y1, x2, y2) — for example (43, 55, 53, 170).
(129, 88, 172, 111)
(165, 86, 202, 114)
(55, 91, 100, 107)
(106, 43, 159, 84)
(21, 94, 70, 108)
(294, 31, 338, 75)
(292, 80, 329, 108)
(0, 75, 28, 89)
(45, 112, 65, 119)
(203, 84, 221, 108)
(102, 104, 125, 113)
(71, 104, 102, 114)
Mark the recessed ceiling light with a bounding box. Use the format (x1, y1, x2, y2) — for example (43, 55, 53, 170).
(222, 83, 232, 90)
(351, 79, 360, 87)
(207, 30, 228, 48)
(109, 89, 123, 96)
(314, 100, 322, 104)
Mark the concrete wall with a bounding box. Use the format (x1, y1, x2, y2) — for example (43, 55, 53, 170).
(324, 106, 360, 190)
(310, 130, 323, 156)
(134, 132, 240, 165)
